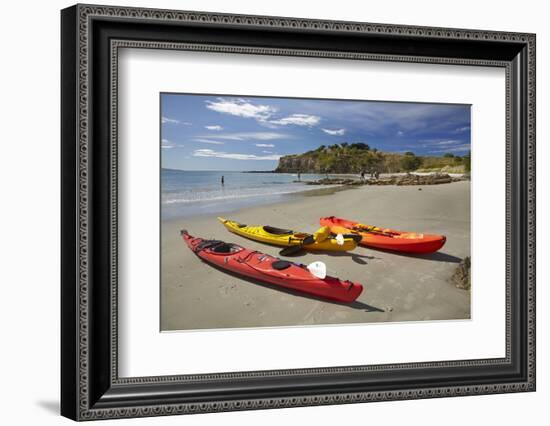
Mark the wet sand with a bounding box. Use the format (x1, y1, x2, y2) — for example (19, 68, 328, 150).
(161, 181, 470, 331)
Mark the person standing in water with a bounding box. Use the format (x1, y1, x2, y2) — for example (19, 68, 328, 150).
(221, 175, 224, 185)
(297, 171, 301, 182)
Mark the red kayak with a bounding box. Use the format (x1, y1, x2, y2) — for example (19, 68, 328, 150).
(181, 230, 363, 303)
(319, 216, 446, 254)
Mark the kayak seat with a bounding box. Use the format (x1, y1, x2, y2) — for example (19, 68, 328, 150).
(210, 243, 241, 254)
(263, 226, 294, 235)
(196, 240, 224, 251)
(271, 260, 292, 270)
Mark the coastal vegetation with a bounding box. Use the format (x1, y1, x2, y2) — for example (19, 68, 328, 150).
(275, 143, 470, 174)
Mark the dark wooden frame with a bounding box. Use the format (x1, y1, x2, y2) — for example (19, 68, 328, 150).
(61, 4, 536, 421)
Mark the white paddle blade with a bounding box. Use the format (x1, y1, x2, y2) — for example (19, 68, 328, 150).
(335, 233, 345, 245)
(307, 261, 327, 279)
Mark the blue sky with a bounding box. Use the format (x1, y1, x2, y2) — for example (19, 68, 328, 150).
(161, 93, 471, 171)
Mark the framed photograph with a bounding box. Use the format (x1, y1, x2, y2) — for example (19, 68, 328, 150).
(61, 4, 536, 421)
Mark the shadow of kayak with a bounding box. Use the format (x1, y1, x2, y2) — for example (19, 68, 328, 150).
(280, 250, 380, 265)
(364, 249, 463, 263)
(192, 259, 384, 313)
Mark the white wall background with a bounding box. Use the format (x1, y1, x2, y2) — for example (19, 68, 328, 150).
(0, 0, 546, 424)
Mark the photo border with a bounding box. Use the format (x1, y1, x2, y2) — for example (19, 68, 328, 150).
(157, 89, 473, 333)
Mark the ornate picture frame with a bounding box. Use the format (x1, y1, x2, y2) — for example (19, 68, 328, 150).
(61, 4, 535, 421)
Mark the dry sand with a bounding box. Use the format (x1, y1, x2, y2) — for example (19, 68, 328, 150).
(161, 180, 470, 331)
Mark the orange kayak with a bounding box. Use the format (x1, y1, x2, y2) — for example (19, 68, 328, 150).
(319, 216, 446, 254)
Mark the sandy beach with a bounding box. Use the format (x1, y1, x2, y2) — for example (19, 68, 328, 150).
(161, 180, 470, 331)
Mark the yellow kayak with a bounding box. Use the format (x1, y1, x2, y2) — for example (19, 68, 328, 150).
(218, 217, 359, 252)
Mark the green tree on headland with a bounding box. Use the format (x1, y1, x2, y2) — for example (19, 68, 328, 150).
(444, 152, 464, 164)
(350, 142, 370, 150)
(400, 152, 422, 171)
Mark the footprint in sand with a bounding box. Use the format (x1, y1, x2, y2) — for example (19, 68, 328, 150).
(243, 298, 254, 308)
(219, 283, 238, 298)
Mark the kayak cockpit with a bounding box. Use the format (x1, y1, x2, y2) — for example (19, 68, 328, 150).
(208, 243, 243, 254)
(271, 260, 292, 270)
(262, 225, 294, 235)
(196, 239, 244, 255)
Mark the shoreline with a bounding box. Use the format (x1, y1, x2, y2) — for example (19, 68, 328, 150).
(162, 183, 358, 223)
(161, 181, 471, 331)
(162, 173, 466, 223)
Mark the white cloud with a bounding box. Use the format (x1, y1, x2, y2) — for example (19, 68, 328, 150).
(453, 126, 471, 133)
(262, 150, 273, 154)
(417, 139, 463, 148)
(205, 125, 223, 131)
(161, 116, 179, 124)
(194, 139, 225, 145)
(255, 143, 275, 148)
(206, 98, 277, 121)
(433, 139, 461, 146)
(322, 128, 346, 136)
(161, 138, 178, 149)
(161, 138, 184, 149)
(161, 116, 191, 125)
(397, 131, 404, 136)
(201, 132, 286, 141)
(193, 148, 281, 161)
(205, 98, 323, 128)
(270, 114, 320, 127)
(445, 145, 471, 152)
(431, 144, 471, 153)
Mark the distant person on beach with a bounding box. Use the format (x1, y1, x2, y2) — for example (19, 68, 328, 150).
(360, 170, 365, 182)
(221, 175, 224, 185)
(297, 172, 301, 181)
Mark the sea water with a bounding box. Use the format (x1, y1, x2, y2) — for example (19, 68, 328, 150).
(161, 169, 327, 220)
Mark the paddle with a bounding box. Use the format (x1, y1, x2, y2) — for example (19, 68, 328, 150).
(279, 235, 315, 256)
(344, 233, 364, 244)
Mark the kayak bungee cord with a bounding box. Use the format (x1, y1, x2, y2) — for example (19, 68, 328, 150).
(235, 250, 329, 282)
(352, 226, 399, 238)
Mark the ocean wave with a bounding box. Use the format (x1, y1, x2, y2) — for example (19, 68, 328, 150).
(163, 188, 306, 205)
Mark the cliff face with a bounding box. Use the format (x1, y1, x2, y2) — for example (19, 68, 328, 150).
(274, 152, 395, 174)
(274, 155, 322, 173)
